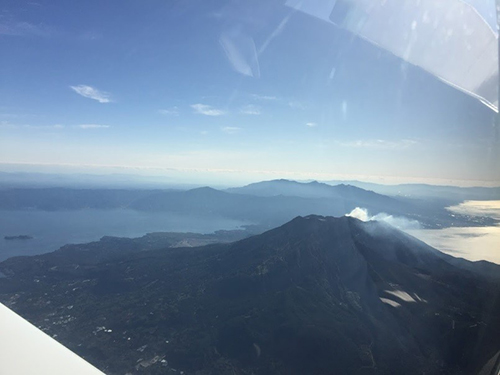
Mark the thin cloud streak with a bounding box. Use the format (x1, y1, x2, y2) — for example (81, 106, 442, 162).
(75, 124, 110, 129)
(338, 139, 418, 150)
(240, 105, 261, 115)
(191, 104, 226, 116)
(221, 126, 241, 134)
(288, 101, 307, 110)
(306, 122, 317, 127)
(25, 124, 65, 129)
(251, 94, 277, 101)
(70, 85, 112, 103)
(158, 107, 179, 116)
(0, 19, 52, 37)
(0, 122, 64, 129)
(2, 122, 110, 130)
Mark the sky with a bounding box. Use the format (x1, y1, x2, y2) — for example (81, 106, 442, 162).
(0, 0, 499, 186)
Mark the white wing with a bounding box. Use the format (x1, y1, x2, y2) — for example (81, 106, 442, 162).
(0, 303, 105, 375)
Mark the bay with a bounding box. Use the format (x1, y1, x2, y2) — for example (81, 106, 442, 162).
(0, 209, 249, 262)
(408, 200, 500, 265)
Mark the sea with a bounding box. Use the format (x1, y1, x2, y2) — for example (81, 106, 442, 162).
(0, 209, 249, 262)
(1, 201, 499, 265)
(407, 200, 500, 265)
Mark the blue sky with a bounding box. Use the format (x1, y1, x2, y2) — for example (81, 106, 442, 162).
(0, 0, 498, 186)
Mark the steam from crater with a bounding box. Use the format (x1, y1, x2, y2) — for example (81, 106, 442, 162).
(346, 207, 421, 230)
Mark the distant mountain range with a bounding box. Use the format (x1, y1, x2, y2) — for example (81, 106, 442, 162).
(1, 215, 498, 374)
(127, 185, 415, 226)
(1, 171, 498, 201)
(324, 180, 500, 202)
(227, 180, 391, 201)
(0, 180, 495, 229)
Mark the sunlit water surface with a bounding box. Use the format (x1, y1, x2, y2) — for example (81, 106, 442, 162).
(407, 200, 500, 264)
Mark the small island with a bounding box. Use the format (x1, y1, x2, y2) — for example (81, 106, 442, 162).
(4, 235, 33, 241)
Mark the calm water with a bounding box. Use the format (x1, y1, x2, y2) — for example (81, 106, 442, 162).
(0, 209, 249, 262)
(408, 200, 500, 265)
(2, 202, 499, 265)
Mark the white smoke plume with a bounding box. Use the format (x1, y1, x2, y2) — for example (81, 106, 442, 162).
(346, 207, 421, 230)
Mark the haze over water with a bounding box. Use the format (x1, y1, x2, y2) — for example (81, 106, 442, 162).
(408, 200, 500, 264)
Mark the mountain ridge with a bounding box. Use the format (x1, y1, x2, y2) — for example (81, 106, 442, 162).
(0, 183, 494, 229)
(226, 179, 388, 200)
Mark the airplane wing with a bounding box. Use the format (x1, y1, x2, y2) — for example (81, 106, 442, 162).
(0, 303, 105, 375)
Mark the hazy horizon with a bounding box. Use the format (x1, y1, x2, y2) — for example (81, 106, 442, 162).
(2, 163, 500, 189)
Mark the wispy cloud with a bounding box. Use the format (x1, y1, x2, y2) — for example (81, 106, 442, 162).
(158, 107, 179, 116)
(240, 105, 261, 115)
(338, 139, 418, 150)
(0, 19, 52, 37)
(191, 104, 226, 116)
(306, 122, 317, 127)
(75, 124, 110, 129)
(1, 121, 110, 130)
(288, 101, 307, 110)
(0, 15, 100, 41)
(0, 121, 64, 129)
(221, 126, 241, 134)
(70, 85, 112, 103)
(251, 94, 277, 101)
(26, 124, 65, 129)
